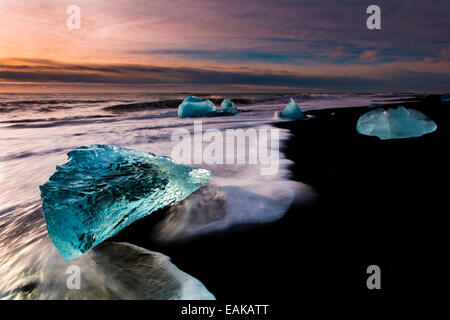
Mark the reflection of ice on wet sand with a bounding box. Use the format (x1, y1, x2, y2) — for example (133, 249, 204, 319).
(0, 203, 214, 300)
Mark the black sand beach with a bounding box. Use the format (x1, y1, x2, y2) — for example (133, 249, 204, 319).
(113, 95, 450, 301)
(275, 95, 450, 300)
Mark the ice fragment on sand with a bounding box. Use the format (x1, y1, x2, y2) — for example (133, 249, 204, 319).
(220, 98, 240, 114)
(177, 96, 216, 118)
(40, 144, 212, 260)
(356, 106, 437, 140)
(279, 98, 308, 120)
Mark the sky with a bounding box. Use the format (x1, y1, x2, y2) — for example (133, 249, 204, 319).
(0, 0, 449, 93)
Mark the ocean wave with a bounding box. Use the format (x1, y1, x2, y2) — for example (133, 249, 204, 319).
(103, 98, 253, 113)
(104, 100, 183, 113)
(0, 147, 69, 161)
(6, 116, 118, 129)
(149, 179, 314, 243)
(119, 124, 316, 243)
(0, 114, 115, 124)
(1, 99, 114, 106)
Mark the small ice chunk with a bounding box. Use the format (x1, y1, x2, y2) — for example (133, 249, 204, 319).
(40, 145, 212, 260)
(356, 106, 437, 140)
(177, 96, 216, 118)
(279, 98, 308, 120)
(369, 103, 383, 108)
(220, 99, 240, 114)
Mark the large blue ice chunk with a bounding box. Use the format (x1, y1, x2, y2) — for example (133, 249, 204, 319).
(279, 98, 308, 120)
(220, 99, 240, 115)
(40, 145, 212, 260)
(356, 106, 437, 140)
(177, 96, 216, 118)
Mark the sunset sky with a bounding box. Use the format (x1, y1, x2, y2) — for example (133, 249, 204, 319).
(0, 0, 449, 92)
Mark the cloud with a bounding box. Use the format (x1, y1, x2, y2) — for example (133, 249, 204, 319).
(358, 50, 381, 62)
(317, 46, 356, 60)
(0, 1, 449, 91)
(1, 57, 450, 92)
(439, 48, 450, 61)
(129, 49, 306, 64)
(0, 58, 377, 88)
(1, 0, 449, 66)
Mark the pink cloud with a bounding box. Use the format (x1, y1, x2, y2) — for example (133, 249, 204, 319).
(439, 48, 450, 61)
(358, 50, 380, 62)
(318, 46, 354, 60)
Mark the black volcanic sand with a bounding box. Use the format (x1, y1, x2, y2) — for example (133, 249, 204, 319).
(113, 95, 450, 300)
